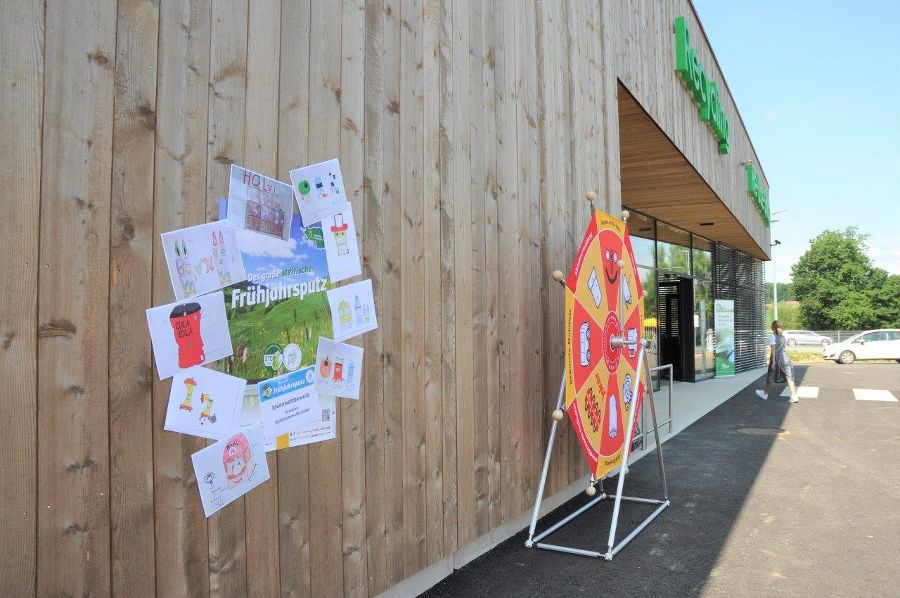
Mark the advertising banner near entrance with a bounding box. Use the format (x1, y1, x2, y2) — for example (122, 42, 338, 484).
(714, 299, 735, 377)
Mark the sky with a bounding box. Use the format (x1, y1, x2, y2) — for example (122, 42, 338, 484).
(693, 0, 900, 283)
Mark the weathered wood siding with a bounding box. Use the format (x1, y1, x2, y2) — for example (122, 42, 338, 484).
(1, 1, 766, 596)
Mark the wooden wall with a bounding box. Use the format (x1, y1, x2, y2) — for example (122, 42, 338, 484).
(1, 1, 766, 596)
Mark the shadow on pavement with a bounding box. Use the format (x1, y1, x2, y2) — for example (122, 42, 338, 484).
(421, 372, 800, 597)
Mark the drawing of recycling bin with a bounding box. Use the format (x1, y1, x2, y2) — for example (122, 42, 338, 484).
(169, 302, 205, 369)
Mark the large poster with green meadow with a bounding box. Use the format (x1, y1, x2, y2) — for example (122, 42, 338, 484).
(714, 299, 735, 377)
(218, 202, 332, 382)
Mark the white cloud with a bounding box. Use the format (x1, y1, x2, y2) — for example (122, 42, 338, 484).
(868, 235, 900, 274)
(234, 228, 298, 258)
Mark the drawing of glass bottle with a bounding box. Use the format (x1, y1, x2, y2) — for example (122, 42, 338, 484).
(330, 213, 350, 256)
(338, 300, 352, 331)
(213, 229, 231, 286)
(355, 295, 365, 326)
(608, 394, 618, 438)
(175, 239, 197, 297)
(346, 359, 354, 384)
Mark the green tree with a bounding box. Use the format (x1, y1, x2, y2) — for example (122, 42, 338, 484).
(792, 227, 899, 329)
(764, 282, 793, 303)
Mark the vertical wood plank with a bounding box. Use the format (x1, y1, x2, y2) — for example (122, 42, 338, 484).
(0, 2, 43, 594)
(494, 0, 520, 525)
(437, 0, 459, 551)
(363, 0, 388, 592)
(340, 0, 369, 595)
(276, 2, 312, 595)
(422, 0, 446, 566)
(152, 2, 211, 596)
(400, 0, 427, 578)
(241, 1, 282, 596)
(308, 1, 345, 595)
(481, 0, 502, 533)
(36, 2, 116, 595)
(381, 0, 406, 584)
(205, 1, 249, 594)
(109, 1, 159, 595)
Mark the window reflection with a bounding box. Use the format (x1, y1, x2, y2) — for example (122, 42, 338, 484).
(657, 222, 690, 275)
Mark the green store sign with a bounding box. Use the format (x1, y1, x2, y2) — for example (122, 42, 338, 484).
(746, 163, 770, 226)
(674, 16, 730, 154)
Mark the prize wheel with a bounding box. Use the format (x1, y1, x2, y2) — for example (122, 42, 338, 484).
(563, 208, 646, 479)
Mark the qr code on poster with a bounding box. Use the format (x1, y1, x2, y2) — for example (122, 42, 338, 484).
(322, 409, 331, 422)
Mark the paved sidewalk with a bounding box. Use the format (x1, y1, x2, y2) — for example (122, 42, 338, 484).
(421, 364, 900, 597)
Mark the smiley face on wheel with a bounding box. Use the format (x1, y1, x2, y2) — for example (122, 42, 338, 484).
(604, 248, 619, 285)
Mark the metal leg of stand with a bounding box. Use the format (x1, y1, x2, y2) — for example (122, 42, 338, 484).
(525, 374, 566, 546)
(644, 354, 669, 501)
(604, 345, 645, 557)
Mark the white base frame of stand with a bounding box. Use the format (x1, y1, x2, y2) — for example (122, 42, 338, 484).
(524, 344, 670, 561)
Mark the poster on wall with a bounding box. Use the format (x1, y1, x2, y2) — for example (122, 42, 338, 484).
(164, 366, 247, 440)
(289, 158, 347, 224)
(227, 165, 294, 242)
(314, 337, 363, 400)
(191, 423, 270, 518)
(218, 200, 332, 382)
(239, 385, 337, 452)
(161, 222, 247, 300)
(321, 203, 361, 283)
(146, 291, 234, 379)
(256, 366, 322, 444)
(714, 299, 735, 377)
(326, 279, 378, 342)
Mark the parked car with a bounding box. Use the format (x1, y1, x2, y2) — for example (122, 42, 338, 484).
(783, 329, 833, 347)
(821, 329, 900, 364)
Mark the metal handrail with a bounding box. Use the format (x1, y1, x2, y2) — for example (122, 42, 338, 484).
(641, 364, 674, 450)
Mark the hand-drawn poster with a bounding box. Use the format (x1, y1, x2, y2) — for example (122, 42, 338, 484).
(146, 291, 234, 380)
(314, 337, 363, 400)
(321, 203, 361, 283)
(161, 222, 247, 300)
(289, 158, 347, 224)
(239, 385, 337, 452)
(218, 200, 332, 382)
(326, 279, 378, 342)
(256, 366, 321, 444)
(191, 423, 270, 518)
(227, 165, 294, 242)
(164, 366, 247, 440)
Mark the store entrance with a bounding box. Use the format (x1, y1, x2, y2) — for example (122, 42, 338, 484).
(657, 276, 695, 382)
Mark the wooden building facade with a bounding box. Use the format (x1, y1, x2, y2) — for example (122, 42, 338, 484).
(1, 0, 769, 596)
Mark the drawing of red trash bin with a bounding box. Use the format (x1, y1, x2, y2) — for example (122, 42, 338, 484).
(169, 302, 205, 368)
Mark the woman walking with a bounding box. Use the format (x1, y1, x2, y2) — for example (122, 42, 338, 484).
(756, 320, 799, 403)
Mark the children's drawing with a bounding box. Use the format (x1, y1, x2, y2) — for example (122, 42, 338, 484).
(289, 158, 347, 224)
(314, 337, 364, 400)
(227, 165, 294, 241)
(327, 279, 378, 342)
(191, 423, 269, 517)
(321, 203, 361, 283)
(162, 222, 247, 300)
(147, 291, 233, 380)
(164, 366, 246, 440)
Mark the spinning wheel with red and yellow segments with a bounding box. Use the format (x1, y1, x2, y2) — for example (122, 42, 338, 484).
(563, 208, 645, 479)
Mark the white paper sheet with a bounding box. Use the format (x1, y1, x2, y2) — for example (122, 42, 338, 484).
(321, 203, 361, 283)
(326, 279, 378, 342)
(256, 366, 321, 444)
(161, 221, 247, 300)
(289, 158, 347, 224)
(227, 165, 294, 242)
(191, 423, 270, 518)
(146, 291, 234, 380)
(314, 337, 363, 400)
(164, 366, 247, 440)
(238, 385, 337, 452)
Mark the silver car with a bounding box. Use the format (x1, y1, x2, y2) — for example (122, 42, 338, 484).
(783, 329, 833, 347)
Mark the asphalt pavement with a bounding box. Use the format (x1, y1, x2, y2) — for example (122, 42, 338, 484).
(420, 363, 900, 597)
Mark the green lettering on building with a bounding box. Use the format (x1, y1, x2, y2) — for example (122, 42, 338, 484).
(674, 16, 730, 154)
(746, 163, 770, 226)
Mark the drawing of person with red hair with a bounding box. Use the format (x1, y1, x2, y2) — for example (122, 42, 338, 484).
(223, 433, 252, 488)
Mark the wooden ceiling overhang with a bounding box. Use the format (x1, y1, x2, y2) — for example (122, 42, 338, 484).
(618, 86, 768, 260)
